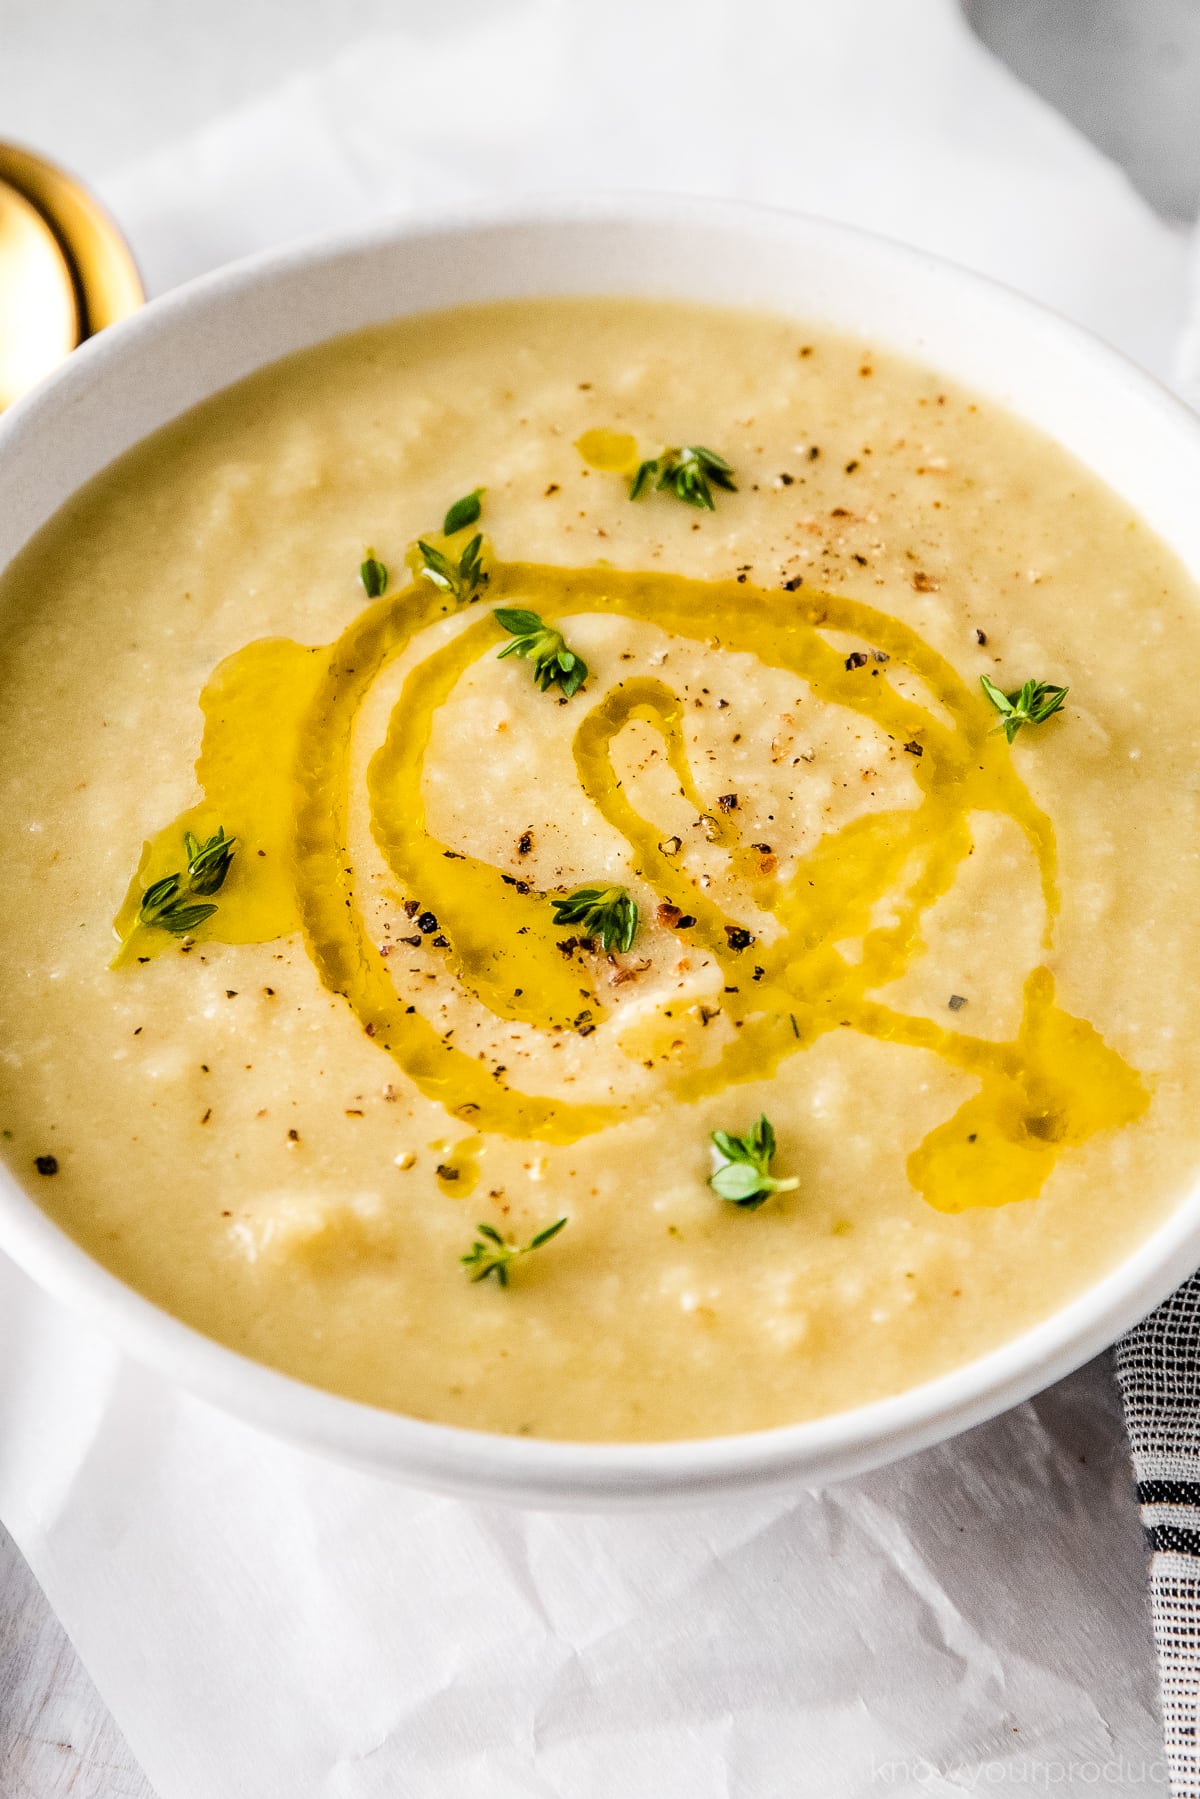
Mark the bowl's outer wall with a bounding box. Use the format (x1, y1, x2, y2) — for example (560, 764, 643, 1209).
(1, 198, 1199, 1505)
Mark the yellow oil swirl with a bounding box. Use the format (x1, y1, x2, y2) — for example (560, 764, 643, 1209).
(430, 1133, 484, 1196)
(111, 638, 327, 964)
(113, 561, 1148, 1207)
(575, 428, 640, 473)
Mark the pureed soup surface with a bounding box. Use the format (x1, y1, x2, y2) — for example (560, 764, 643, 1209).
(0, 297, 1198, 1442)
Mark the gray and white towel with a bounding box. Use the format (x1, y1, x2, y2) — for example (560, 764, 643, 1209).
(1119, 1282, 1200, 1799)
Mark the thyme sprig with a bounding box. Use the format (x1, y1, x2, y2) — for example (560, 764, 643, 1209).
(708, 1114, 798, 1210)
(359, 549, 388, 598)
(462, 1216, 568, 1286)
(630, 445, 736, 511)
(551, 884, 638, 953)
(138, 827, 237, 937)
(494, 607, 588, 697)
(443, 488, 483, 535)
(416, 533, 488, 604)
(979, 674, 1068, 744)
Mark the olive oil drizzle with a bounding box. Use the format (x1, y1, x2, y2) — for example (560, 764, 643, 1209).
(114, 560, 1147, 1202)
(291, 586, 611, 1144)
(111, 637, 327, 964)
(368, 611, 609, 1037)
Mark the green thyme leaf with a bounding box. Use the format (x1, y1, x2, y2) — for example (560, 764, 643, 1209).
(527, 1217, 569, 1251)
(979, 674, 1068, 745)
(140, 873, 181, 914)
(629, 445, 736, 511)
(137, 827, 237, 938)
(461, 1215, 568, 1286)
(183, 828, 237, 896)
(360, 550, 388, 598)
(443, 488, 484, 535)
(416, 533, 488, 604)
(157, 902, 219, 935)
(629, 459, 659, 501)
(493, 606, 588, 698)
(550, 884, 638, 953)
(707, 1113, 798, 1210)
(415, 541, 455, 592)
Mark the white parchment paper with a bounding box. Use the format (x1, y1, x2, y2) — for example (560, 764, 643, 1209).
(0, 3, 1191, 1791)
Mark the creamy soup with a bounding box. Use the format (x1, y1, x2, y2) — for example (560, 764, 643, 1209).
(0, 297, 1197, 1442)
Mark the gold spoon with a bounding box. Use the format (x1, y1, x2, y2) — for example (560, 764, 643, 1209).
(0, 141, 143, 412)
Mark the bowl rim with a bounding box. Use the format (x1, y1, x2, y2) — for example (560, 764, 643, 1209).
(1, 190, 1198, 1506)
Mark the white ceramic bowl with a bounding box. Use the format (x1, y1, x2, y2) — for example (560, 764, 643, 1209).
(1, 196, 1198, 1508)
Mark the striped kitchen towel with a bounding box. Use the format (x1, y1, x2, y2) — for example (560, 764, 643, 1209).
(1117, 1276, 1200, 1799)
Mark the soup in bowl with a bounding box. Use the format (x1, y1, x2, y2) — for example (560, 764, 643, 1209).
(0, 201, 1197, 1504)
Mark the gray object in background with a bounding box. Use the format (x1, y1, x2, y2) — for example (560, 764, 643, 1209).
(964, 0, 1200, 220)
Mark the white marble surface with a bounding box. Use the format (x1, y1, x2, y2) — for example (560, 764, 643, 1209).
(0, 1523, 155, 1798)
